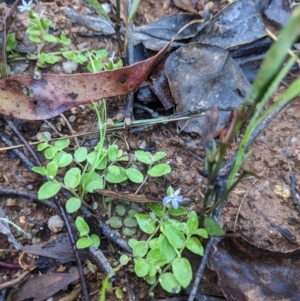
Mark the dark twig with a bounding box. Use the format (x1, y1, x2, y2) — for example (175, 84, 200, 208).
(290, 174, 300, 213)
(0, 133, 34, 170)
(53, 195, 90, 301)
(5, 118, 43, 166)
(187, 237, 219, 301)
(0, 188, 56, 210)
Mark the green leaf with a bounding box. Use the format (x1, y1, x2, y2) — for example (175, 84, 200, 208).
(90, 234, 100, 247)
(66, 197, 81, 213)
(94, 49, 108, 59)
(135, 214, 156, 234)
(192, 228, 208, 238)
(87, 59, 103, 73)
(134, 150, 153, 164)
(84, 0, 112, 22)
(76, 237, 93, 249)
(38, 181, 61, 199)
(128, 238, 138, 249)
(44, 34, 57, 43)
(186, 211, 198, 233)
(162, 221, 185, 249)
(41, 18, 52, 30)
(128, 0, 141, 22)
(115, 204, 126, 216)
(64, 167, 81, 188)
(62, 51, 75, 61)
(26, 27, 41, 35)
(46, 160, 58, 177)
(74, 147, 88, 162)
(54, 139, 70, 150)
(28, 35, 41, 43)
(152, 151, 167, 162)
(108, 145, 118, 161)
(108, 216, 122, 228)
(132, 241, 148, 257)
(105, 166, 128, 183)
(185, 237, 204, 256)
(159, 273, 181, 294)
(204, 217, 225, 236)
(125, 168, 144, 183)
(149, 238, 158, 250)
(157, 234, 176, 263)
(172, 258, 192, 288)
(82, 172, 104, 192)
(37, 142, 49, 151)
(135, 258, 149, 277)
(75, 216, 90, 236)
(146, 203, 165, 217)
(119, 254, 129, 265)
(148, 264, 157, 277)
(44, 147, 58, 159)
(168, 206, 188, 216)
(108, 165, 121, 175)
(115, 287, 124, 299)
(32, 166, 48, 176)
(6, 33, 17, 52)
(124, 216, 137, 227)
(145, 275, 156, 285)
(54, 152, 73, 167)
(146, 248, 162, 263)
(148, 163, 171, 177)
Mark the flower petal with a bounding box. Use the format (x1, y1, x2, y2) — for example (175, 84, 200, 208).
(162, 196, 172, 206)
(171, 198, 179, 210)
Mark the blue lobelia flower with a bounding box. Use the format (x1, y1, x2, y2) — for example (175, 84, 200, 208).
(162, 187, 184, 210)
(18, 0, 33, 12)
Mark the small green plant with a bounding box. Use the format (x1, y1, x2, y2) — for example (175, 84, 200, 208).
(126, 190, 223, 295)
(75, 216, 100, 249)
(32, 101, 171, 248)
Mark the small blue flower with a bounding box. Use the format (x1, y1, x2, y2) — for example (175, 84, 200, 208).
(162, 187, 184, 210)
(18, 0, 33, 12)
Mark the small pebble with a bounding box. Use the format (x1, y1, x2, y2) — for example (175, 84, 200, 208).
(48, 215, 64, 233)
(68, 115, 76, 123)
(291, 136, 297, 143)
(63, 61, 78, 74)
(204, 1, 215, 12)
(36, 131, 51, 141)
(101, 3, 111, 14)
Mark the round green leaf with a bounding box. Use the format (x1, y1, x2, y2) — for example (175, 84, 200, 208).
(159, 273, 181, 294)
(66, 197, 81, 213)
(123, 216, 137, 227)
(38, 181, 61, 200)
(135, 214, 156, 234)
(169, 207, 188, 216)
(123, 227, 136, 236)
(64, 167, 81, 188)
(46, 160, 58, 177)
(134, 150, 153, 164)
(125, 167, 144, 183)
(74, 147, 88, 162)
(132, 241, 148, 257)
(75, 216, 90, 236)
(148, 163, 171, 177)
(54, 139, 70, 150)
(109, 216, 122, 228)
(44, 147, 58, 159)
(152, 151, 167, 162)
(185, 237, 204, 256)
(76, 237, 93, 249)
(119, 254, 129, 265)
(105, 167, 128, 183)
(135, 258, 149, 277)
(90, 234, 100, 247)
(116, 204, 126, 216)
(172, 258, 192, 288)
(108, 145, 118, 162)
(115, 287, 124, 299)
(54, 152, 73, 167)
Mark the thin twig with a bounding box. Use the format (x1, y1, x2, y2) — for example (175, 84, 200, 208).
(53, 195, 90, 301)
(290, 174, 300, 213)
(0, 188, 56, 210)
(5, 118, 43, 166)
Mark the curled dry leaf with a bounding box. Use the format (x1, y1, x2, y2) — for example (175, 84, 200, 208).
(0, 20, 200, 120)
